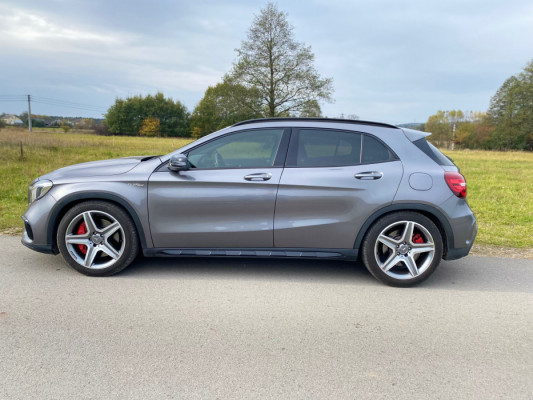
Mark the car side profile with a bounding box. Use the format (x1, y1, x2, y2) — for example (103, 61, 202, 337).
(22, 118, 477, 286)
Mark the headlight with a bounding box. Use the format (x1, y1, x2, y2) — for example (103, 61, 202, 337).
(28, 180, 53, 204)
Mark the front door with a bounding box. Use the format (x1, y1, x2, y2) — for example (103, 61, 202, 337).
(148, 128, 289, 248)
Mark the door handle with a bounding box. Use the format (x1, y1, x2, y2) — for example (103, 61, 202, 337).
(244, 173, 272, 181)
(355, 171, 383, 180)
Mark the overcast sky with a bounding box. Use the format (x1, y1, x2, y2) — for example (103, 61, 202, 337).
(1, 0, 532, 124)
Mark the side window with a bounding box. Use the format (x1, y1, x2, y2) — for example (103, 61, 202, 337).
(362, 135, 393, 164)
(295, 129, 362, 167)
(188, 129, 285, 169)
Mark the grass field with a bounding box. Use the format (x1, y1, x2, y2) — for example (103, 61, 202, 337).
(1, 127, 532, 249)
(0, 128, 192, 232)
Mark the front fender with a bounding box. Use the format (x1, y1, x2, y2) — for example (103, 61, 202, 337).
(46, 190, 151, 251)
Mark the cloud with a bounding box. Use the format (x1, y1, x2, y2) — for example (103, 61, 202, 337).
(1, 0, 532, 121)
(0, 5, 125, 48)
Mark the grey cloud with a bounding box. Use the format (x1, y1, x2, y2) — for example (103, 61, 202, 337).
(1, 0, 532, 123)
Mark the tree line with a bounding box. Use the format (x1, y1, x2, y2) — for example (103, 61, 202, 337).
(424, 60, 533, 151)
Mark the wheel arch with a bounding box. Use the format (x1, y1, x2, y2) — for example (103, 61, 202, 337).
(354, 203, 453, 258)
(46, 192, 148, 253)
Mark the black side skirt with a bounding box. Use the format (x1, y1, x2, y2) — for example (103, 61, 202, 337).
(143, 247, 358, 261)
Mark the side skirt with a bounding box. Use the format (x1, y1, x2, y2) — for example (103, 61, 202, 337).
(143, 247, 359, 261)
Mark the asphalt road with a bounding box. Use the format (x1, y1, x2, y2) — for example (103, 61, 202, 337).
(1, 235, 532, 400)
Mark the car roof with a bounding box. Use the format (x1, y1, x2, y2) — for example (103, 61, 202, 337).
(232, 117, 400, 130)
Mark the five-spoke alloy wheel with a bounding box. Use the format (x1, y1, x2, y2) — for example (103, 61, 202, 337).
(362, 212, 443, 287)
(57, 201, 139, 276)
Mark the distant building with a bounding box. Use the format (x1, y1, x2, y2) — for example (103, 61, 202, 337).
(1, 114, 23, 125)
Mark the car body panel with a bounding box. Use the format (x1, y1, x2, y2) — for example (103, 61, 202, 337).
(148, 168, 283, 248)
(274, 160, 404, 248)
(39, 157, 147, 180)
(22, 157, 163, 251)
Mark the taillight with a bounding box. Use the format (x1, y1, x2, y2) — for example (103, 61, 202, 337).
(444, 171, 467, 198)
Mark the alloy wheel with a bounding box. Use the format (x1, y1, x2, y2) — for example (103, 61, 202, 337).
(374, 220, 435, 280)
(64, 210, 126, 269)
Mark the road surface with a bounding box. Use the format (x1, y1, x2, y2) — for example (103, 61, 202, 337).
(1, 235, 532, 399)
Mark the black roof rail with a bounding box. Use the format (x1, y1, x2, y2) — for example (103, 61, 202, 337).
(231, 117, 399, 129)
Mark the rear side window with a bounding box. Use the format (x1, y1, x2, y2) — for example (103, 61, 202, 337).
(413, 139, 455, 166)
(293, 129, 362, 167)
(362, 135, 394, 163)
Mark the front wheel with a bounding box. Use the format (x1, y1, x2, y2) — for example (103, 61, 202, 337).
(57, 201, 139, 276)
(361, 212, 443, 287)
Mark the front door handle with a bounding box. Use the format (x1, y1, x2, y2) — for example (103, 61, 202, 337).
(355, 171, 383, 180)
(244, 173, 272, 181)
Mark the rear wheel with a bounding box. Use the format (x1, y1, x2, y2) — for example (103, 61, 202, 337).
(57, 201, 139, 276)
(362, 212, 443, 287)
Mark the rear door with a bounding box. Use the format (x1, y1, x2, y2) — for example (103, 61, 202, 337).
(274, 128, 404, 249)
(149, 128, 290, 248)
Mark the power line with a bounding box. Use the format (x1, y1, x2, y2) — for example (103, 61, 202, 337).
(1, 94, 107, 112)
(31, 100, 106, 113)
(32, 96, 107, 111)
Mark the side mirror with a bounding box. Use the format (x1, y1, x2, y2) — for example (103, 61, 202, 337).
(169, 154, 190, 172)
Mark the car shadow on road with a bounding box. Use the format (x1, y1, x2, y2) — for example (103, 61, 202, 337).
(118, 255, 533, 293)
(22, 244, 532, 293)
(121, 256, 379, 286)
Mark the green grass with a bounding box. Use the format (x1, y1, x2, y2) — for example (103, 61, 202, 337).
(0, 127, 192, 231)
(1, 127, 532, 248)
(442, 149, 533, 248)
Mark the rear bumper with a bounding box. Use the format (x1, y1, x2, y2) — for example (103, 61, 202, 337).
(441, 197, 477, 260)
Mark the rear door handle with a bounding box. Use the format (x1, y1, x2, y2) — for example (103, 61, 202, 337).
(244, 173, 272, 181)
(355, 171, 383, 180)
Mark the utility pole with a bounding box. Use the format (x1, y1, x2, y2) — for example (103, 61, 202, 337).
(27, 94, 32, 132)
(451, 123, 456, 151)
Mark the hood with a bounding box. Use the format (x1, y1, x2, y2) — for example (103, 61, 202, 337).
(40, 156, 150, 181)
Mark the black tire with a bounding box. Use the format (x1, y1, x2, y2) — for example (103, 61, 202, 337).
(361, 211, 443, 287)
(57, 201, 139, 276)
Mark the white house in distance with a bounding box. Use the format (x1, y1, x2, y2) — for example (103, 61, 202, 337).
(1, 114, 23, 125)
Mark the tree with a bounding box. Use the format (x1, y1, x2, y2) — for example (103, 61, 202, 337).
(139, 117, 160, 137)
(425, 111, 452, 148)
(230, 2, 333, 117)
(487, 60, 533, 150)
(190, 80, 263, 136)
(105, 93, 189, 137)
(425, 110, 494, 149)
(298, 100, 322, 117)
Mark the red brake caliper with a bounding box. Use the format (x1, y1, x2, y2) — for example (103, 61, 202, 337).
(77, 222, 88, 255)
(412, 233, 424, 244)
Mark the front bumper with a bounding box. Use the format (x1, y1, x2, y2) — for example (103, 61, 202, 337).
(21, 193, 59, 255)
(21, 228, 57, 254)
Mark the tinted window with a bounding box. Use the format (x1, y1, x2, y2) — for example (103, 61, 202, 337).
(413, 139, 455, 166)
(188, 129, 284, 169)
(362, 135, 393, 163)
(295, 129, 362, 167)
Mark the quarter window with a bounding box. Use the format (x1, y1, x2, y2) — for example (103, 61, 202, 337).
(362, 135, 393, 163)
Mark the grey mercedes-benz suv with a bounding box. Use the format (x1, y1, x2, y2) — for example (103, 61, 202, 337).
(22, 118, 476, 286)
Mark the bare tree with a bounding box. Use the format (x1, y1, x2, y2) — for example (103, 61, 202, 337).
(230, 2, 333, 117)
